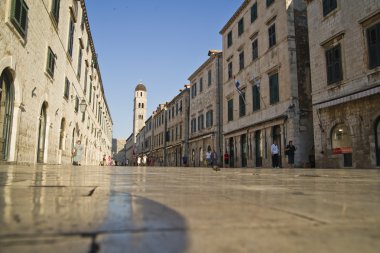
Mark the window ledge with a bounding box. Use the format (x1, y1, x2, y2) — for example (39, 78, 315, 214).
(45, 71, 54, 83)
(5, 21, 27, 46)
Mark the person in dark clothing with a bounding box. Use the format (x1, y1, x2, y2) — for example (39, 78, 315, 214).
(285, 141, 297, 168)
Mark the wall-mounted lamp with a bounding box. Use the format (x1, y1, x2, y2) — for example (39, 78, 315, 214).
(79, 98, 87, 113)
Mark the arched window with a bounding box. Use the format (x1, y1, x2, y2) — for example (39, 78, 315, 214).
(142, 103, 144, 108)
(331, 124, 352, 167)
(199, 147, 203, 163)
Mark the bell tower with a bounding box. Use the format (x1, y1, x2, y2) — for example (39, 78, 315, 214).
(133, 82, 147, 143)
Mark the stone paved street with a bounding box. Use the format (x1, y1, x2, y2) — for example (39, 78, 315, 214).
(0, 165, 379, 253)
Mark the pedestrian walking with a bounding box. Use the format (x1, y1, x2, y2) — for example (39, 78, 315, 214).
(211, 150, 220, 171)
(205, 149, 212, 167)
(224, 151, 229, 167)
(72, 140, 83, 166)
(285, 141, 296, 168)
(271, 142, 279, 168)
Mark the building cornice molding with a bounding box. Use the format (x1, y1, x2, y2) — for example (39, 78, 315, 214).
(219, 0, 251, 35)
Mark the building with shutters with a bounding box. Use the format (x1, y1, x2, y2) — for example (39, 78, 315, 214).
(220, 0, 314, 168)
(188, 51, 223, 167)
(165, 85, 190, 167)
(0, 0, 112, 165)
(307, 0, 380, 168)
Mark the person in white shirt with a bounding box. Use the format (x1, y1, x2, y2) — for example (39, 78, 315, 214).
(271, 143, 279, 168)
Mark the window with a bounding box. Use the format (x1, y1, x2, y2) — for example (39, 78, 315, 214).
(252, 39, 258, 60)
(192, 83, 197, 98)
(198, 115, 204, 131)
(68, 17, 75, 57)
(64, 78, 70, 99)
(77, 49, 82, 79)
(323, 0, 337, 16)
(51, 0, 60, 24)
(84, 68, 88, 94)
(200, 78, 203, 92)
(326, 44, 343, 84)
(46, 47, 56, 78)
(239, 51, 245, 71)
(228, 99, 233, 121)
(239, 92, 246, 117)
(227, 31, 233, 48)
(251, 2, 257, 23)
(268, 24, 276, 48)
(269, 73, 279, 104)
(266, 0, 274, 7)
(11, 0, 28, 36)
(74, 96, 79, 112)
(228, 62, 233, 80)
(89, 83, 92, 103)
(367, 22, 380, 69)
(208, 70, 212, 86)
(206, 110, 213, 128)
(238, 18, 244, 36)
(81, 12, 85, 31)
(191, 118, 197, 133)
(252, 84, 260, 111)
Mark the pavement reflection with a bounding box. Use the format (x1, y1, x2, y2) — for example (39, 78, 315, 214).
(0, 165, 380, 253)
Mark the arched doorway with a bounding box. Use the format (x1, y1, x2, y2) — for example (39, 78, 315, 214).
(71, 128, 76, 163)
(191, 149, 195, 167)
(37, 102, 48, 163)
(241, 134, 247, 167)
(228, 137, 234, 167)
(272, 125, 282, 167)
(199, 147, 203, 167)
(255, 130, 262, 167)
(0, 70, 14, 160)
(331, 124, 352, 167)
(375, 118, 380, 166)
(58, 118, 66, 164)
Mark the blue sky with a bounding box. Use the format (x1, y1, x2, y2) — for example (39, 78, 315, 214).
(86, 0, 242, 139)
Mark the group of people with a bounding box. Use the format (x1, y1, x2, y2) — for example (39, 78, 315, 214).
(271, 141, 296, 168)
(72, 139, 297, 168)
(71, 140, 114, 166)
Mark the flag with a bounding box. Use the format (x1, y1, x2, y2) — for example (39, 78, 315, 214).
(235, 80, 246, 105)
(235, 80, 243, 96)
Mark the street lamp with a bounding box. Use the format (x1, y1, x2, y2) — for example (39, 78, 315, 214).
(79, 98, 87, 113)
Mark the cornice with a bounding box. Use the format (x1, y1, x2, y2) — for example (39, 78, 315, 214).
(188, 51, 222, 81)
(219, 0, 251, 35)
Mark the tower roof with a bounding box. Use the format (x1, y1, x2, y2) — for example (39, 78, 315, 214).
(135, 82, 147, 92)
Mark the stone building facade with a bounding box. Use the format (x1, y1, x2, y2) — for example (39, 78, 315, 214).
(0, 0, 112, 165)
(307, 0, 380, 168)
(151, 104, 166, 166)
(124, 133, 133, 166)
(111, 138, 126, 166)
(188, 51, 223, 167)
(165, 86, 190, 167)
(220, 0, 313, 168)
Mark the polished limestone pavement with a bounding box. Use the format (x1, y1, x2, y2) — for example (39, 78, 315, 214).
(0, 165, 379, 253)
